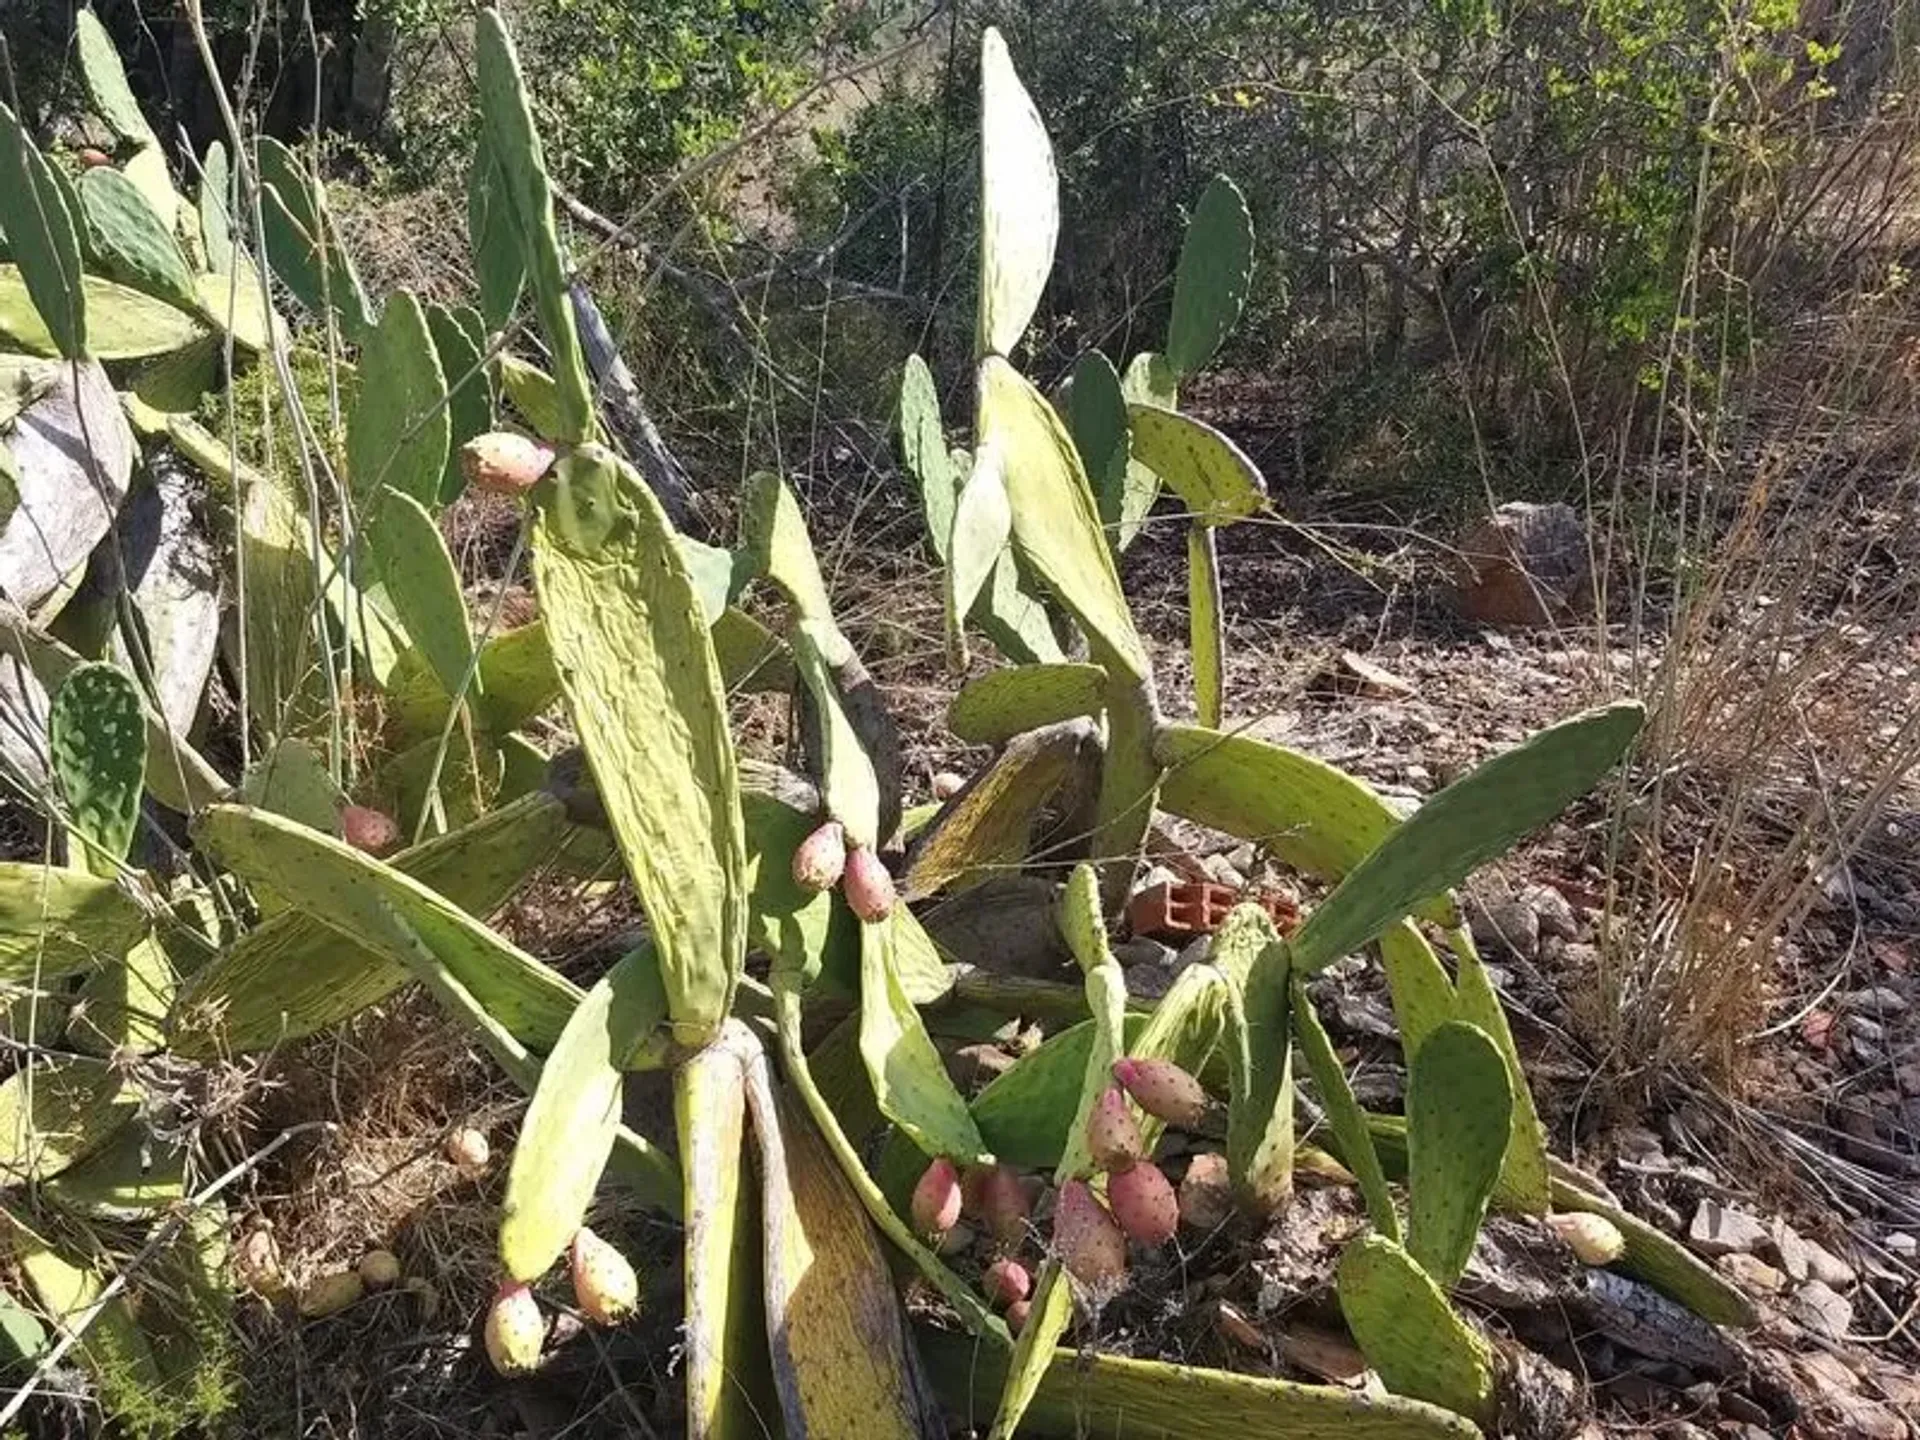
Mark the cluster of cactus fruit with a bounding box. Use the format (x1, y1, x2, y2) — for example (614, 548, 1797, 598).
(0, 9, 1765, 1440)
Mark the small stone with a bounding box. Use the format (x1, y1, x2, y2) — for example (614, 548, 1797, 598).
(945, 1043, 1016, 1090)
(1788, 1279, 1854, 1339)
(1464, 890, 1539, 960)
(1770, 1220, 1812, 1283)
(1717, 1252, 1786, 1294)
(1202, 852, 1246, 889)
(1801, 1237, 1856, 1289)
(1111, 937, 1177, 971)
(1842, 986, 1909, 1015)
(1688, 1200, 1769, 1256)
(1882, 1231, 1917, 1258)
(1123, 964, 1172, 1000)
(1524, 883, 1581, 941)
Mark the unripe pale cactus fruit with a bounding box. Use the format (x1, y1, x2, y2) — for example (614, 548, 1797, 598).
(1111, 1057, 1212, 1131)
(1006, 1298, 1032, 1334)
(1107, 1160, 1178, 1247)
(569, 1227, 640, 1325)
(447, 1126, 491, 1176)
(791, 820, 846, 893)
(1086, 1085, 1144, 1173)
(1178, 1152, 1233, 1233)
(1053, 1180, 1127, 1290)
(983, 1257, 1031, 1307)
(299, 1270, 364, 1318)
(461, 432, 556, 496)
(931, 771, 965, 800)
(340, 804, 400, 857)
(358, 1249, 402, 1289)
(484, 1281, 546, 1376)
(842, 845, 896, 923)
(963, 1162, 1031, 1245)
(1547, 1211, 1625, 1266)
(911, 1157, 963, 1238)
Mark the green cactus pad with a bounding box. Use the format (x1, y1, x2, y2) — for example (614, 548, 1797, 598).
(74, 10, 155, 143)
(976, 27, 1058, 358)
(500, 940, 669, 1281)
(0, 864, 145, 984)
(981, 549, 1065, 664)
(367, 490, 478, 703)
(1338, 1233, 1495, 1424)
(1065, 349, 1130, 539)
(1292, 975, 1400, 1240)
(467, 147, 525, 332)
(1405, 1020, 1511, 1287)
(1447, 926, 1551, 1213)
(426, 302, 494, 504)
(898, 353, 958, 558)
(945, 444, 1014, 666)
(0, 109, 88, 359)
(10, 1224, 166, 1420)
(1126, 403, 1267, 524)
(859, 909, 989, 1164)
(946, 662, 1106, 747)
(196, 141, 234, 274)
(75, 167, 198, 312)
(533, 446, 746, 1044)
(474, 7, 594, 443)
(48, 662, 146, 874)
(0, 265, 201, 360)
(69, 932, 173, 1056)
(1289, 701, 1645, 975)
(1189, 524, 1226, 726)
(1219, 906, 1295, 1213)
(1166, 175, 1256, 378)
(1113, 350, 1178, 549)
(42, 1111, 185, 1220)
(0, 1061, 141, 1183)
(194, 267, 284, 353)
(980, 356, 1147, 680)
(349, 290, 452, 508)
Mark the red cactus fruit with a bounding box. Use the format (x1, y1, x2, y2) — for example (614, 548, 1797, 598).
(1111, 1057, 1212, 1131)
(1107, 1160, 1178, 1247)
(1178, 1151, 1234, 1233)
(460, 432, 556, 496)
(982, 1257, 1032, 1308)
(842, 845, 896, 923)
(77, 147, 113, 169)
(340, 804, 400, 857)
(963, 1162, 1031, 1244)
(791, 820, 847, 893)
(1085, 1085, 1144, 1173)
(1053, 1180, 1127, 1290)
(569, 1227, 640, 1325)
(484, 1281, 545, 1375)
(911, 1157, 963, 1238)
(1006, 1298, 1032, 1334)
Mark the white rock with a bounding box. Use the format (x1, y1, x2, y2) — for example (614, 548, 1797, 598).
(1788, 1279, 1853, 1339)
(1689, 1200, 1769, 1257)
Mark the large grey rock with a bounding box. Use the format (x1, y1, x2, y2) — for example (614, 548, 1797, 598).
(1451, 501, 1592, 627)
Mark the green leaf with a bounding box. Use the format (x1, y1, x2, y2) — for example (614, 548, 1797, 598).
(533, 446, 746, 1045)
(946, 662, 1106, 747)
(0, 111, 87, 359)
(1292, 975, 1399, 1240)
(1126, 403, 1266, 524)
(426, 302, 494, 504)
(1290, 702, 1645, 974)
(1189, 524, 1225, 727)
(0, 265, 200, 360)
(197, 141, 234, 274)
(980, 356, 1146, 679)
(0, 863, 146, 984)
(976, 27, 1057, 357)
(1166, 175, 1255, 377)
(48, 663, 145, 875)
(1066, 349, 1129, 541)
(367, 490, 478, 702)
(501, 941, 668, 1281)
(474, 8, 593, 442)
(858, 917, 988, 1164)
(75, 10, 154, 142)
(1405, 1021, 1511, 1289)
(348, 291, 451, 507)
(898, 353, 958, 561)
(1338, 1235, 1494, 1424)
(75, 167, 197, 311)
(945, 443, 1012, 667)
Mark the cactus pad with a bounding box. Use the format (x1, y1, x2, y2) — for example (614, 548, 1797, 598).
(1338, 1233, 1495, 1424)
(1166, 175, 1255, 378)
(1406, 1021, 1512, 1288)
(48, 662, 145, 874)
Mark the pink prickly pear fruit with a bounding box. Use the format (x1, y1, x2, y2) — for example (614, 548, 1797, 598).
(569, 1227, 640, 1325)
(911, 1157, 963, 1238)
(982, 1257, 1032, 1308)
(484, 1281, 546, 1376)
(964, 1162, 1031, 1244)
(1053, 1180, 1127, 1290)
(1111, 1057, 1211, 1131)
(461, 432, 556, 496)
(77, 147, 113, 169)
(791, 820, 846, 893)
(1107, 1160, 1178, 1247)
(1085, 1085, 1144, 1173)
(1006, 1298, 1032, 1334)
(931, 771, 965, 800)
(842, 845, 896, 922)
(340, 804, 400, 857)
(1178, 1152, 1234, 1233)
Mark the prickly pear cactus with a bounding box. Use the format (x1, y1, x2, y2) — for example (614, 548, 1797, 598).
(1165, 175, 1255, 378)
(48, 662, 146, 876)
(1405, 1021, 1512, 1288)
(1338, 1233, 1495, 1425)
(0, 102, 87, 360)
